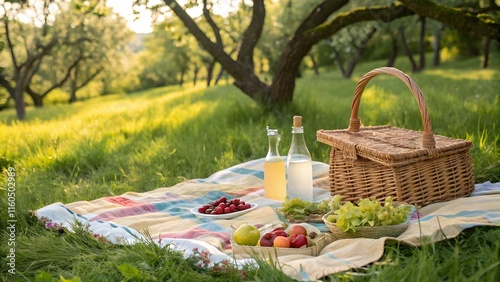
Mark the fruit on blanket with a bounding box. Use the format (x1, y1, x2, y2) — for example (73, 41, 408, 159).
(258, 226, 314, 248)
(272, 227, 287, 237)
(233, 224, 260, 246)
(197, 196, 252, 215)
(325, 195, 413, 232)
(289, 234, 308, 248)
(232, 224, 317, 249)
(289, 225, 308, 237)
(273, 236, 290, 248)
(259, 232, 277, 247)
(259, 227, 286, 246)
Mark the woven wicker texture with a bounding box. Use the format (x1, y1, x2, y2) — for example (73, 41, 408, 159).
(317, 67, 474, 207)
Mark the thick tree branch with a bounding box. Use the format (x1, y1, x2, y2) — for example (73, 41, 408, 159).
(163, 0, 268, 99)
(295, 0, 349, 35)
(163, 0, 233, 67)
(307, 3, 414, 45)
(2, 13, 19, 73)
(399, 0, 500, 40)
(76, 67, 103, 90)
(0, 75, 15, 99)
(236, 0, 265, 70)
(270, 2, 413, 105)
(202, 0, 223, 46)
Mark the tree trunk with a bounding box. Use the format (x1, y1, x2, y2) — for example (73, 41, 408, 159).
(387, 35, 398, 67)
(14, 59, 43, 119)
(333, 50, 348, 78)
(179, 69, 185, 86)
(334, 27, 377, 78)
(69, 68, 102, 101)
(432, 23, 444, 66)
(69, 71, 78, 103)
(482, 37, 491, 68)
(69, 91, 77, 103)
(163, 0, 413, 105)
(399, 26, 419, 72)
(309, 54, 320, 75)
(269, 40, 312, 104)
(270, 0, 351, 105)
(164, 0, 269, 101)
(214, 68, 224, 85)
(418, 16, 426, 71)
(26, 89, 44, 107)
(206, 59, 215, 87)
(193, 63, 199, 86)
(14, 87, 26, 120)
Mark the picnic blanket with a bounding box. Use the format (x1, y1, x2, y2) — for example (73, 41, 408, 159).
(37, 158, 500, 281)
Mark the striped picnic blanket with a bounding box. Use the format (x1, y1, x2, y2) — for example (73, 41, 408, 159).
(37, 158, 500, 281)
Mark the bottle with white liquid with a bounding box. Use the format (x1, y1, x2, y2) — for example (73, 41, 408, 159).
(286, 116, 313, 202)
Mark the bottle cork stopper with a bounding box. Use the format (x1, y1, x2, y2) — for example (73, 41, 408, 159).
(293, 116, 302, 127)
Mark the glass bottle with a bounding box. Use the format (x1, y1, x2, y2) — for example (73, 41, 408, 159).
(286, 116, 313, 201)
(264, 127, 287, 201)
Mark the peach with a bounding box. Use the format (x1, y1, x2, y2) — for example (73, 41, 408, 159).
(273, 236, 290, 248)
(289, 225, 308, 237)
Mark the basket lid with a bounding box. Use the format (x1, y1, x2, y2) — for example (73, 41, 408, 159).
(317, 126, 472, 167)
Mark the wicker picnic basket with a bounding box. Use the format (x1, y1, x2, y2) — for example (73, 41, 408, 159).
(316, 67, 474, 207)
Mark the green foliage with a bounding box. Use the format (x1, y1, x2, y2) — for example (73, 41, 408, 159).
(278, 198, 330, 221)
(0, 55, 499, 281)
(442, 28, 483, 58)
(117, 263, 155, 281)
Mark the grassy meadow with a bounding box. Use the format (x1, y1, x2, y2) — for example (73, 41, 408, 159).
(0, 55, 499, 281)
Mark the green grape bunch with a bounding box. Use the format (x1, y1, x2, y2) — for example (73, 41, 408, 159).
(325, 196, 413, 232)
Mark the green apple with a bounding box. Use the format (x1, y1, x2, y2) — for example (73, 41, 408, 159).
(233, 224, 260, 246)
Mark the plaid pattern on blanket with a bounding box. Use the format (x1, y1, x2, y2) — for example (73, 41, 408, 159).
(37, 158, 500, 281)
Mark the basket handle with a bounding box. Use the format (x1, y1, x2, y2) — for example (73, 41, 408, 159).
(348, 67, 436, 148)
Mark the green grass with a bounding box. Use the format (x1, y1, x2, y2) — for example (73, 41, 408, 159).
(0, 54, 499, 281)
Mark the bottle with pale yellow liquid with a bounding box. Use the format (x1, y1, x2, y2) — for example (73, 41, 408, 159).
(264, 127, 287, 201)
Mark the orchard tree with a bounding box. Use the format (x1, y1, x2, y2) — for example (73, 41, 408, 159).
(1, 0, 61, 119)
(257, 0, 324, 76)
(136, 26, 183, 89)
(0, 0, 131, 119)
(57, 4, 132, 103)
(330, 23, 379, 78)
(135, 0, 499, 107)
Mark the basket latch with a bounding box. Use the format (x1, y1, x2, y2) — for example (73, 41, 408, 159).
(342, 141, 358, 160)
